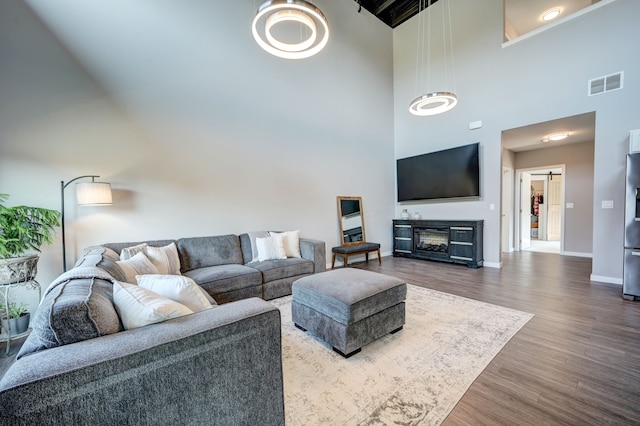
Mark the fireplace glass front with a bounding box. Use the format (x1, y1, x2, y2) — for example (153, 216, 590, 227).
(414, 228, 449, 254)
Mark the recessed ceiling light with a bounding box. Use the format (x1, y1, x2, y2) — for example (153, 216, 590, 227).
(541, 132, 570, 142)
(542, 7, 561, 22)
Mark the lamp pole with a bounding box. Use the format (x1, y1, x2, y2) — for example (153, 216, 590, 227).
(60, 175, 100, 272)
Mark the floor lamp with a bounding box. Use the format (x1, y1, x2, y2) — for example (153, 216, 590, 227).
(61, 175, 112, 272)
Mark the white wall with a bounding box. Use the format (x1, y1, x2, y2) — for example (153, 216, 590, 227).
(393, 0, 640, 279)
(0, 0, 395, 310)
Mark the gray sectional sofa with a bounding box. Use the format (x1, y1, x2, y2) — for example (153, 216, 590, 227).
(100, 233, 326, 303)
(0, 232, 326, 425)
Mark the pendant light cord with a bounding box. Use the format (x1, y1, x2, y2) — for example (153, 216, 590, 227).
(446, 0, 456, 94)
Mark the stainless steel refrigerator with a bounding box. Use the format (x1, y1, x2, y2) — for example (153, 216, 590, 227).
(624, 153, 640, 300)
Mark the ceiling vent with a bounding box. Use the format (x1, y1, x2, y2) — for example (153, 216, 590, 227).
(588, 71, 624, 96)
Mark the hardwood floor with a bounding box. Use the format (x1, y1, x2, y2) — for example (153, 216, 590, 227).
(356, 252, 640, 425)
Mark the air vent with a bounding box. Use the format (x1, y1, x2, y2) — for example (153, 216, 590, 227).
(588, 71, 624, 96)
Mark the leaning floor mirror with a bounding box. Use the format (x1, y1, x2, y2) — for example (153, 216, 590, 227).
(337, 196, 365, 245)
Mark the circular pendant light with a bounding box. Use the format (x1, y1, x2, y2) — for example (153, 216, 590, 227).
(409, 92, 458, 116)
(252, 0, 329, 59)
(409, 0, 458, 116)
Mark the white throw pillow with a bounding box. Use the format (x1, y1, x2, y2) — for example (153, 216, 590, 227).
(136, 274, 214, 312)
(117, 252, 160, 283)
(120, 243, 148, 260)
(247, 231, 271, 262)
(269, 230, 301, 258)
(255, 236, 287, 262)
(113, 281, 193, 330)
(146, 243, 182, 275)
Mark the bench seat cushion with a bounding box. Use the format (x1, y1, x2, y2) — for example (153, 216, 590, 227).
(331, 243, 380, 255)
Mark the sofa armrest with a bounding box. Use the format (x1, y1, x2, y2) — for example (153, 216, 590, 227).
(0, 298, 285, 426)
(300, 238, 326, 274)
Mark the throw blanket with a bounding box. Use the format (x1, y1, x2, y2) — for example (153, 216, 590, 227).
(42, 266, 117, 301)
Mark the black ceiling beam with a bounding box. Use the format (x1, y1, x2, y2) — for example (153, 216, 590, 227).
(354, 0, 439, 28)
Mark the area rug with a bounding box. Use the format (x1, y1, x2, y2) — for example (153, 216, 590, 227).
(270, 284, 533, 425)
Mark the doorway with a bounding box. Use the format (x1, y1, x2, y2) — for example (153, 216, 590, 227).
(514, 165, 565, 254)
(500, 112, 595, 260)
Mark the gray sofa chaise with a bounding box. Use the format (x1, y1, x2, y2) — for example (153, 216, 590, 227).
(0, 232, 326, 425)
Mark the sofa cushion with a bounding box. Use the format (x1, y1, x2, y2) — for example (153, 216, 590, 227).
(136, 274, 215, 312)
(249, 258, 314, 283)
(183, 264, 262, 295)
(17, 277, 122, 358)
(113, 281, 194, 330)
(177, 235, 243, 272)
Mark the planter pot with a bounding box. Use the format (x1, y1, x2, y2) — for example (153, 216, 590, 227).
(1, 313, 30, 335)
(0, 255, 39, 285)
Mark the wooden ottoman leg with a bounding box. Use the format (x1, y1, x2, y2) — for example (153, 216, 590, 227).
(377, 249, 382, 264)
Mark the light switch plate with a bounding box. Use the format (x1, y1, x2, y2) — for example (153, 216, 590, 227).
(602, 200, 614, 209)
(566, 202, 574, 208)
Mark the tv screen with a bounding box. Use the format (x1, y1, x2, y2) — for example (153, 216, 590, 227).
(396, 143, 480, 202)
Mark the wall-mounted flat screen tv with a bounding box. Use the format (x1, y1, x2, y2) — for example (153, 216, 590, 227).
(396, 142, 480, 202)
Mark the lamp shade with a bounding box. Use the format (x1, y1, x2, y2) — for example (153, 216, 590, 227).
(76, 182, 112, 205)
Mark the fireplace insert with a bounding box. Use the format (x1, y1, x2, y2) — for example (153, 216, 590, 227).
(414, 228, 449, 254)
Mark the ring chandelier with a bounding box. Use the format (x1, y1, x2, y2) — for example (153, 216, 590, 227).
(409, 0, 458, 116)
(252, 0, 329, 60)
(409, 92, 458, 116)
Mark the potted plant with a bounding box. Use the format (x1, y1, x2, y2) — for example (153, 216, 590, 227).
(0, 193, 61, 285)
(0, 301, 30, 335)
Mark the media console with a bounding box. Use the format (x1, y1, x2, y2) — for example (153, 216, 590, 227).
(392, 219, 483, 268)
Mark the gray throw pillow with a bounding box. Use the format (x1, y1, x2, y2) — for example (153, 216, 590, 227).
(17, 277, 122, 359)
(75, 246, 128, 283)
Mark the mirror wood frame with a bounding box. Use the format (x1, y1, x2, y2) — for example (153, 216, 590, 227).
(337, 196, 366, 246)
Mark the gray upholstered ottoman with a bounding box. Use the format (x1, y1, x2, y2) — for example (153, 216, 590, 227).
(292, 268, 407, 358)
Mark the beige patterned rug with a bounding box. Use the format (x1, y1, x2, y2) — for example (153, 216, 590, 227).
(271, 284, 533, 425)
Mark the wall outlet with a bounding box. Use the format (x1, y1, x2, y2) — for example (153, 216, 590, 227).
(489, 203, 495, 210)
(602, 200, 614, 209)
(566, 202, 574, 208)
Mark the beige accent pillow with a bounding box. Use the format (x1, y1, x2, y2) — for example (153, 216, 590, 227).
(120, 243, 148, 260)
(269, 230, 301, 258)
(146, 243, 182, 275)
(117, 252, 159, 283)
(113, 281, 193, 330)
(136, 275, 214, 312)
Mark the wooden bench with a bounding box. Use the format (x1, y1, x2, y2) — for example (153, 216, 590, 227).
(331, 242, 381, 268)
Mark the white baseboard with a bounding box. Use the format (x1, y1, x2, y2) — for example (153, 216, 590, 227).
(562, 251, 592, 258)
(483, 261, 501, 268)
(590, 274, 622, 285)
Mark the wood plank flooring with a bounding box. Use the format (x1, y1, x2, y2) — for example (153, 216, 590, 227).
(356, 252, 640, 425)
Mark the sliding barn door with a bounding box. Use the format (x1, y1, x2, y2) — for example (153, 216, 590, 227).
(547, 175, 562, 241)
